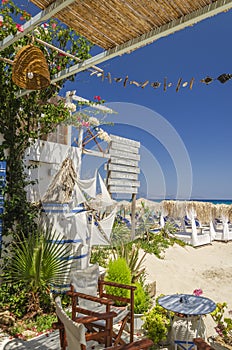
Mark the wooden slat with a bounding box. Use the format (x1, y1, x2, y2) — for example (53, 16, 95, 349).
(107, 163, 140, 174)
(110, 135, 140, 148)
(110, 157, 138, 167)
(107, 179, 140, 187)
(109, 171, 138, 180)
(29, 0, 226, 50)
(109, 186, 138, 194)
(109, 149, 140, 161)
(110, 142, 139, 154)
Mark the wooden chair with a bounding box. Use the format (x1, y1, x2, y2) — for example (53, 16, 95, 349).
(98, 279, 136, 344)
(68, 264, 136, 347)
(193, 338, 216, 350)
(54, 296, 116, 349)
(67, 282, 136, 346)
(54, 296, 153, 350)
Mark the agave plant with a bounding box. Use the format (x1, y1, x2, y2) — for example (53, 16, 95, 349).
(113, 242, 146, 283)
(3, 224, 71, 317)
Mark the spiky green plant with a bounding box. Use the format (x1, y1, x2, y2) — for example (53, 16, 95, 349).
(2, 225, 71, 317)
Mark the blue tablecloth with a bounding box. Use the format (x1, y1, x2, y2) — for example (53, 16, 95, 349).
(158, 294, 216, 315)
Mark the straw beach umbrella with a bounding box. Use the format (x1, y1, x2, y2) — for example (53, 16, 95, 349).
(161, 200, 186, 219)
(191, 201, 215, 224)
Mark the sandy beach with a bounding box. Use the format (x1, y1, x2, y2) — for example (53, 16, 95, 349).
(144, 241, 232, 337)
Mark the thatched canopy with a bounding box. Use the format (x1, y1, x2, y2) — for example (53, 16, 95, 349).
(30, 0, 225, 50)
(161, 200, 232, 223)
(161, 200, 186, 218)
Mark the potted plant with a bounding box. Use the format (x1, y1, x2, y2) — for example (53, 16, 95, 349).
(104, 257, 132, 306)
(142, 295, 172, 346)
(134, 280, 152, 333)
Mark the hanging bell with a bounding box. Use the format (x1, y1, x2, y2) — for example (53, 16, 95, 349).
(12, 44, 50, 90)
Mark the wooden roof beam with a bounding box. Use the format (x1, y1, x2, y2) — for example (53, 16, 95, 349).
(51, 0, 232, 83)
(15, 0, 232, 97)
(0, 0, 76, 51)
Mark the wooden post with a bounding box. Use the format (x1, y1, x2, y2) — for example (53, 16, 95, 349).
(77, 126, 83, 177)
(131, 193, 136, 240)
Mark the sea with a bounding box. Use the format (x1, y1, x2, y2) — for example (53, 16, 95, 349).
(192, 199, 232, 205)
(173, 199, 232, 205)
(147, 199, 232, 205)
(115, 197, 232, 205)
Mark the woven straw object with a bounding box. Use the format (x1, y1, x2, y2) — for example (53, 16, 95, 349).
(12, 44, 50, 90)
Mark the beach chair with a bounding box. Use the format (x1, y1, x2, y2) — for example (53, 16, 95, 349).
(68, 263, 136, 347)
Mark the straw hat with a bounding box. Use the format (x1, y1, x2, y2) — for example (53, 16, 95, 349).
(12, 44, 50, 90)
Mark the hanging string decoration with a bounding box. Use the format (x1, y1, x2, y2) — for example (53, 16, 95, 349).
(89, 68, 232, 93)
(12, 44, 50, 90)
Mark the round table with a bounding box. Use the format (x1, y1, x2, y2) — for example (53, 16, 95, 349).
(158, 294, 216, 316)
(158, 294, 216, 350)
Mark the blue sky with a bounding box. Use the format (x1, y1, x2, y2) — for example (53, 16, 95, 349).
(65, 9, 232, 200)
(14, 2, 232, 199)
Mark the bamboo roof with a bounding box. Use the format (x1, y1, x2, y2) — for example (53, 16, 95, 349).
(30, 0, 228, 50)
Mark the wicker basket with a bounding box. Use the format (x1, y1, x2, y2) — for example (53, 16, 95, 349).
(12, 44, 50, 90)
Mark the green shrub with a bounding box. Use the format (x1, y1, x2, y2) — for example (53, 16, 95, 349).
(142, 296, 171, 344)
(7, 313, 57, 339)
(90, 246, 110, 268)
(0, 282, 28, 318)
(113, 242, 146, 283)
(105, 258, 131, 306)
(134, 281, 152, 314)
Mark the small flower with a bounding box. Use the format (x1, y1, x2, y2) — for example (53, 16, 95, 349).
(40, 23, 48, 34)
(0, 15, 3, 26)
(57, 65, 61, 71)
(82, 121, 90, 127)
(51, 23, 57, 29)
(88, 117, 99, 126)
(64, 102, 76, 112)
(16, 24, 24, 32)
(193, 289, 203, 296)
(94, 95, 101, 101)
(97, 128, 111, 143)
(20, 16, 25, 21)
(33, 28, 40, 35)
(2, 0, 9, 4)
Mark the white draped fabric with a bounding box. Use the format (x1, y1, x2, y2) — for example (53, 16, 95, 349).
(65, 211, 89, 244)
(90, 223, 110, 246)
(89, 174, 116, 210)
(221, 215, 229, 241)
(72, 183, 87, 206)
(55, 296, 87, 350)
(99, 174, 113, 204)
(160, 208, 168, 228)
(77, 171, 97, 198)
(187, 208, 198, 247)
(98, 208, 117, 240)
(90, 208, 116, 246)
(209, 220, 216, 241)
